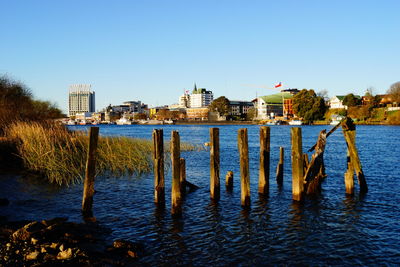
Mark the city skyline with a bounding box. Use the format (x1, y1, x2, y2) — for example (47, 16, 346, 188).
(1, 0, 399, 114)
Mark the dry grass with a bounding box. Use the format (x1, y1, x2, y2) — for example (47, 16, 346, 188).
(6, 122, 200, 185)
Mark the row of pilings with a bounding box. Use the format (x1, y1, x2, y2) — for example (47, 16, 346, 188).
(81, 121, 367, 219)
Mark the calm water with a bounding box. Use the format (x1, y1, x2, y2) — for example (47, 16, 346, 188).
(1, 124, 400, 265)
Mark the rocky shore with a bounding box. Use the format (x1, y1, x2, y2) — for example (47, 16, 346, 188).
(0, 215, 143, 266)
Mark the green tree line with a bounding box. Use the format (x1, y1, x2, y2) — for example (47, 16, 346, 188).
(0, 76, 63, 134)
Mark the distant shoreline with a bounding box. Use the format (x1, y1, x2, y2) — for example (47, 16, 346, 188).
(174, 121, 257, 125)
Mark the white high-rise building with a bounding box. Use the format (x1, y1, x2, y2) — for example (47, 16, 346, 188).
(177, 84, 214, 108)
(68, 84, 95, 116)
(179, 93, 190, 108)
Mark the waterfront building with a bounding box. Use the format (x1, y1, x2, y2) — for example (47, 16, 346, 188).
(177, 84, 213, 108)
(254, 89, 299, 120)
(228, 100, 254, 117)
(190, 86, 213, 108)
(186, 107, 209, 121)
(68, 84, 95, 117)
(110, 101, 143, 113)
(329, 96, 346, 109)
(255, 92, 294, 120)
(179, 93, 190, 108)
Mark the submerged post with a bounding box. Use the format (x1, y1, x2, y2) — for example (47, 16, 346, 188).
(238, 128, 250, 207)
(152, 129, 165, 204)
(210, 128, 220, 201)
(82, 127, 99, 217)
(291, 127, 304, 201)
(258, 126, 270, 194)
(276, 147, 284, 186)
(180, 158, 186, 195)
(226, 171, 233, 190)
(171, 131, 181, 216)
(342, 118, 368, 193)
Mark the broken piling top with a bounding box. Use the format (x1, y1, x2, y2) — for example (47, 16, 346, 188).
(341, 117, 356, 131)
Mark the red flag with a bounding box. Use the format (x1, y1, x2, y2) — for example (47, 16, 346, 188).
(274, 82, 282, 88)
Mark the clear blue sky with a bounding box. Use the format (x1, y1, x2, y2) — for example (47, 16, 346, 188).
(1, 0, 399, 113)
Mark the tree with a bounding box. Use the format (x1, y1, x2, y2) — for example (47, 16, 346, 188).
(317, 89, 329, 102)
(342, 93, 360, 107)
(208, 96, 230, 116)
(246, 107, 256, 121)
(387, 81, 400, 103)
(292, 89, 327, 123)
(0, 76, 63, 134)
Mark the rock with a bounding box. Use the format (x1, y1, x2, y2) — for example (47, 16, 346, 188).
(25, 250, 40, 260)
(113, 239, 136, 250)
(41, 217, 68, 227)
(0, 198, 9, 206)
(127, 250, 137, 258)
(43, 254, 56, 261)
(31, 237, 39, 245)
(12, 221, 45, 241)
(57, 248, 73, 260)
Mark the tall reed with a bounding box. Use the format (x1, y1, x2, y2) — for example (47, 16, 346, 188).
(6, 122, 200, 185)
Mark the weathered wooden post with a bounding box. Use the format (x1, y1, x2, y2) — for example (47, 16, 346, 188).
(152, 129, 165, 205)
(342, 118, 368, 193)
(210, 128, 220, 201)
(291, 127, 304, 201)
(82, 127, 99, 217)
(238, 128, 250, 207)
(226, 171, 233, 190)
(304, 130, 327, 195)
(258, 126, 270, 194)
(276, 147, 284, 186)
(171, 131, 181, 216)
(180, 158, 186, 195)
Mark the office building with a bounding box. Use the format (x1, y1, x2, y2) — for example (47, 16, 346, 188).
(68, 84, 95, 117)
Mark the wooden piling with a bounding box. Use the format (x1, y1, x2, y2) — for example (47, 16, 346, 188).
(342, 118, 368, 193)
(304, 130, 327, 195)
(210, 128, 220, 201)
(82, 127, 99, 217)
(276, 147, 284, 186)
(238, 128, 250, 207)
(258, 126, 270, 194)
(152, 129, 165, 204)
(170, 131, 181, 216)
(344, 150, 355, 195)
(226, 171, 233, 190)
(180, 158, 186, 195)
(291, 127, 304, 201)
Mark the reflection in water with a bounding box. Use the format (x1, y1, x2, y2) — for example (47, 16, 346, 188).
(289, 201, 304, 230)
